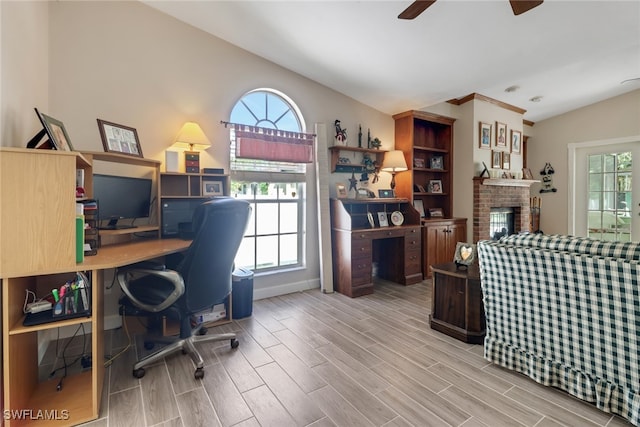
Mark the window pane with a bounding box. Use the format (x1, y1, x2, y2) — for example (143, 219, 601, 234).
(256, 235, 278, 269)
(256, 203, 278, 235)
(589, 173, 602, 191)
(280, 203, 298, 233)
(588, 192, 601, 210)
(235, 237, 255, 270)
(588, 155, 602, 173)
(603, 173, 616, 191)
(280, 234, 298, 266)
(604, 154, 615, 172)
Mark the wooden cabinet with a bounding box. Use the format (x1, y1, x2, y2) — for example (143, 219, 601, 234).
(331, 198, 421, 297)
(160, 172, 230, 198)
(392, 110, 456, 218)
(328, 146, 386, 173)
(423, 218, 467, 278)
(430, 262, 485, 344)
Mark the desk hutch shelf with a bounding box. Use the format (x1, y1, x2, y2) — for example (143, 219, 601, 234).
(328, 146, 386, 173)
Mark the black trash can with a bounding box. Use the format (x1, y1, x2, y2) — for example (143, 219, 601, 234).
(232, 268, 254, 319)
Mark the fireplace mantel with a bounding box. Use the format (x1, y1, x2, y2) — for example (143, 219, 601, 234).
(474, 177, 539, 187)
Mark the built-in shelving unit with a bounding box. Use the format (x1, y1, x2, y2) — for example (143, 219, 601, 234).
(328, 146, 386, 173)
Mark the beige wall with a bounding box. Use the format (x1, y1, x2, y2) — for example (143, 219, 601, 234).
(528, 89, 640, 234)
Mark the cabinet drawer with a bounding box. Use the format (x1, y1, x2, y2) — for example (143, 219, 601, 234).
(404, 235, 421, 251)
(371, 228, 405, 239)
(351, 240, 372, 259)
(405, 250, 421, 275)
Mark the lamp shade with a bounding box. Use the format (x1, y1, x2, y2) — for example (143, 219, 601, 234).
(173, 122, 211, 151)
(381, 150, 408, 172)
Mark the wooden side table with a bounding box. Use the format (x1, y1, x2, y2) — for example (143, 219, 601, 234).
(429, 262, 485, 344)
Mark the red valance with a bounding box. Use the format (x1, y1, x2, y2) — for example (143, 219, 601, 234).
(225, 122, 315, 164)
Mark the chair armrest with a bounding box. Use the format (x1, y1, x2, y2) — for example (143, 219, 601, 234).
(116, 268, 185, 313)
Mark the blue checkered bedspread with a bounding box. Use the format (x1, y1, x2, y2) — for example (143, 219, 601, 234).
(478, 234, 640, 425)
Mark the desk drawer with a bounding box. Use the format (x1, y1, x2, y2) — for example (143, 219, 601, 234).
(371, 228, 405, 239)
(405, 249, 421, 275)
(404, 235, 421, 252)
(352, 240, 372, 260)
(352, 263, 372, 286)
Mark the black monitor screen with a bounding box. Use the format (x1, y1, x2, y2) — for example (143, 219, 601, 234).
(93, 174, 152, 229)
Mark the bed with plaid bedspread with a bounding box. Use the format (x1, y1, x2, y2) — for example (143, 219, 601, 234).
(477, 234, 640, 425)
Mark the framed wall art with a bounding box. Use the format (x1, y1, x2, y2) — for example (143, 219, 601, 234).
(502, 152, 511, 170)
(511, 129, 522, 154)
(479, 122, 491, 150)
(492, 150, 502, 169)
(97, 119, 143, 158)
(495, 121, 507, 147)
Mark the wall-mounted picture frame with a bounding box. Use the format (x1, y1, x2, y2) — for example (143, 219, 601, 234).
(502, 152, 511, 169)
(511, 129, 522, 154)
(336, 183, 348, 198)
(413, 199, 426, 218)
(378, 189, 395, 198)
(429, 180, 442, 194)
(413, 158, 425, 168)
(453, 242, 476, 267)
(97, 119, 143, 158)
(430, 156, 443, 170)
(522, 167, 534, 180)
(203, 180, 224, 196)
(495, 121, 507, 147)
(36, 109, 74, 151)
(479, 122, 491, 150)
(492, 150, 502, 169)
(377, 211, 389, 227)
(429, 208, 444, 218)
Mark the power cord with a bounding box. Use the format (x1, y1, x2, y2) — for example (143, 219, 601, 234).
(104, 311, 132, 368)
(49, 324, 86, 392)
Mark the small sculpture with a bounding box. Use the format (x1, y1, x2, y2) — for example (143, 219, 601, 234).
(334, 120, 347, 146)
(358, 125, 363, 148)
(348, 172, 358, 193)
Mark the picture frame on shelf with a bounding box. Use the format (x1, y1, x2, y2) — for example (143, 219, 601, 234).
(502, 152, 511, 169)
(97, 119, 143, 158)
(378, 189, 395, 198)
(495, 121, 507, 147)
(492, 150, 502, 169)
(413, 158, 425, 168)
(202, 180, 224, 197)
(479, 122, 491, 150)
(356, 188, 371, 199)
(336, 183, 348, 198)
(377, 211, 389, 227)
(429, 208, 444, 218)
(511, 129, 522, 154)
(430, 156, 444, 170)
(415, 184, 426, 193)
(428, 180, 443, 194)
(522, 167, 534, 180)
(36, 109, 74, 151)
(413, 199, 426, 218)
(367, 212, 375, 228)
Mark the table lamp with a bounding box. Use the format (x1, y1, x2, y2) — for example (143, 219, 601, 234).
(172, 122, 211, 173)
(381, 150, 408, 190)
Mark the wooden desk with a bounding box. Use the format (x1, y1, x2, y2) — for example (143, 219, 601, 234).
(2, 238, 190, 426)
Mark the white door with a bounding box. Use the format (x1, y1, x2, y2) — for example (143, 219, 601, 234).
(573, 140, 640, 242)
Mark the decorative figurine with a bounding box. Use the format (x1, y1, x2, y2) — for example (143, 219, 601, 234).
(348, 172, 358, 193)
(334, 120, 347, 146)
(370, 137, 382, 149)
(367, 128, 371, 148)
(358, 125, 363, 148)
(539, 162, 557, 193)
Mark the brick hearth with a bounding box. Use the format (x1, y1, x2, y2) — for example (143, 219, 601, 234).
(473, 177, 533, 242)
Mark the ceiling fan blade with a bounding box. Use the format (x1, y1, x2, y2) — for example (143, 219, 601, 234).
(509, 0, 543, 16)
(398, 1, 437, 20)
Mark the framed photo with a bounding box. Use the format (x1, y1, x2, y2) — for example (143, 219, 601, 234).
(336, 183, 348, 198)
(511, 130, 522, 154)
(36, 109, 74, 151)
(415, 184, 426, 193)
(356, 188, 371, 199)
(492, 150, 502, 169)
(429, 208, 444, 218)
(413, 158, 425, 168)
(377, 211, 389, 227)
(430, 156, 443, 170)
(479, 122, 491, 150)
(413, 199, 426, 218)
(522, 167, 534, 180)
(203, 180, 224, 196)
(495, 121, 507, 147)
(367, 212, 375, 228)
(428, 180, 442, 194)
(97, 119, 143, 157)
(453, 242, 476, 267)
(378, 189, 395, 198)
(502, 152, 511, 169)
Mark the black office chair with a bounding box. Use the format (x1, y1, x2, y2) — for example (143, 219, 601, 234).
(117, 198, 251, 379)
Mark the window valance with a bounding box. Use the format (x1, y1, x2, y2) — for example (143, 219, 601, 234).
(222, 121, 315, 164)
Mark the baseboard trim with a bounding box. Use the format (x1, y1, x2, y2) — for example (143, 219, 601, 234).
(254, 278, 320, 300)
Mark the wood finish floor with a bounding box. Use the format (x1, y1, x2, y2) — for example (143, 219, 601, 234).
(52, 279, 631, 427)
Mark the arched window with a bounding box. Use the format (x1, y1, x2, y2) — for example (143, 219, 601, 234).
(229, 89, 307, 272)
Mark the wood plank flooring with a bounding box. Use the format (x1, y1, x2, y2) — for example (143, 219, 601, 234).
(67, 279, 630, 427)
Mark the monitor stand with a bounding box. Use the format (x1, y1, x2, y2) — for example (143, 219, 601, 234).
(100, 217, 137, 230)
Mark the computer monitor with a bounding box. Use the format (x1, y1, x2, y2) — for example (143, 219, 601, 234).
(92, 174, 152, 230)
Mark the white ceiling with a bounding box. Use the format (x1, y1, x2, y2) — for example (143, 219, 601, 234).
(143, 0, 640, 122)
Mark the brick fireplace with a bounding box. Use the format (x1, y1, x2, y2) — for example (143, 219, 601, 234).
(473, 177, 534, 242)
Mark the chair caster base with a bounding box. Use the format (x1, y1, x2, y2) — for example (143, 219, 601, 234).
(194, 368, 204, 380)
(133, 368, 146, 378)
(231, 338, 239, 349)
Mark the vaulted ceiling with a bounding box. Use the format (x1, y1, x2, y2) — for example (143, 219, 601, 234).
(144, 0, 640, 122)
